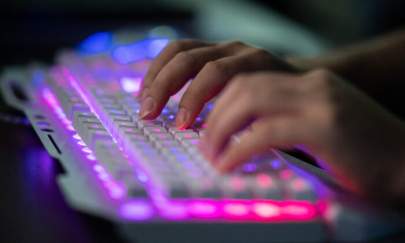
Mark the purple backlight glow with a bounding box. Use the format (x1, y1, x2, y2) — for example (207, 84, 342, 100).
(188, 200, 220, 218)
(42, 88, 126, 201)
(77, 140, 86, 146)
(86, 154, 96, 161)
(120, 200, 154, 220)
(82, 147, 92, 154)
(42, 87, 320, 223)
(73, 133, 82, 140)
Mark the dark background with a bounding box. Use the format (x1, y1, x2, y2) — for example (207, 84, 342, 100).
(1, 0, 405, 67)
(0, 1, 405, 242)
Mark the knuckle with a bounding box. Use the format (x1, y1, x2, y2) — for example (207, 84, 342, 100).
(167, 39, 194, 52)
(204, 60, 228, 77)
(305, 68, 336, 92)
(251, 48, 269, 58)
(221, 40, 246, 50)
(308, 68, 334, 81)
(166, 41, 183, 52)
(173, 51, 195, 66)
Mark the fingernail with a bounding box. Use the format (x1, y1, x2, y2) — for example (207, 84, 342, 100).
(176, 107, 190, 129)
(140, 96, 156, 119)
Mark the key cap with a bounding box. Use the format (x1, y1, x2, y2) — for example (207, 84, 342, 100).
(148, 133, 174, 142)
(189, 177, 222, 198)
(286, 177, 317, 202)
(143, 126, 167, 134)
(174, 131, 199, 140)
(252, 173, 284, 200)
(120, 172, 149, 198)
(223, 175, 253, 199)
(88, 129, 113, 148)
(137, 120, 163, 129)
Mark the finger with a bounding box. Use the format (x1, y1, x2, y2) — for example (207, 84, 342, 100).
(205, 71, 297, 135)
(215, 117, 304, 172)
(203, 76, 245, 136)
(140, 39, 210, 96)
(139, 45, 229, 119)
(202, 73, 301, 157)
(175, 50, 277, 129)
(207, 91, 299, 161)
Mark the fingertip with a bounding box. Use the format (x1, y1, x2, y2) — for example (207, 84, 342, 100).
(213, 143, 246, 173)
(215, 157, 233, 174)
(175, 107, 191, 129)
(140, 96, 157, 119)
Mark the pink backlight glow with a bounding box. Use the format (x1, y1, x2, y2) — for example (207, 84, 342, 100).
(188, 200, 220, 218)
(230, 177, 245, 191)
(279, 201, 317, 221)
(42, 88, 59, 108)
(256, 173, 272, 188)
(159, 201, 189, 220)
(252, 202, 281, 218)
(42, 87, 321, 223)
(280, 169, 294, 180)
(223, 201, 250, 219)
(291, 178, 309, 191)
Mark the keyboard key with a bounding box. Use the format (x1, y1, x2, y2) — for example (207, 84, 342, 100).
(286, 178, 317, 202)
(252, 173, 284, 200)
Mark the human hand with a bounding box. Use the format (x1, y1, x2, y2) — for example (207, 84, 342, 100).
(200, 69, 405, 203)
(139, 39, 296, 129)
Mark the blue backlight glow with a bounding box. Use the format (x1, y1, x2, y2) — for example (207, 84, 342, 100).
(112, 38, 169, 64)
(78, 32, 113, 55)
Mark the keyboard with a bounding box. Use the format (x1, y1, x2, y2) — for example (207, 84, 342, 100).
(1, 28, 404, 243)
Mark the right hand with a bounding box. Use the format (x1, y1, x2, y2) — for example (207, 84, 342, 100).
(200, 69, 405, 205)
(139, 39, 297, 129)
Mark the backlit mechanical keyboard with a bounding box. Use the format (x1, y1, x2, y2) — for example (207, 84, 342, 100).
(1, 29, 404, 243)
(48, 51, 320, 218)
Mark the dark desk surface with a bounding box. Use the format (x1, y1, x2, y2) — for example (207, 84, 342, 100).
(0, 122, 128, 243)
